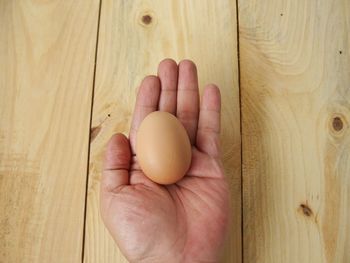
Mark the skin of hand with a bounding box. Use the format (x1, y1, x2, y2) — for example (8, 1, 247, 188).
(100, 59, 230, 263)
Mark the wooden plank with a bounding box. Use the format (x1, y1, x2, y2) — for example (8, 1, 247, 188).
(239, 0, 350, 262)
(84, 0, 241, 262)
(0, 1, 100, 262)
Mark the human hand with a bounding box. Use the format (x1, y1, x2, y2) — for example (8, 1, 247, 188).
(100, 59, 230, 263)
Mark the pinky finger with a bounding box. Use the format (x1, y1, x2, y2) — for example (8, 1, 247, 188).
(196, 84, 221, 158)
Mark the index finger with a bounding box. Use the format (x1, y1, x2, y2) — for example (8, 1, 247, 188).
(129, 75, 160, 154)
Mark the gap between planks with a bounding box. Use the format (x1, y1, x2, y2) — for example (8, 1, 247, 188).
(82, 0, 104, 262)
(234, 0, 244, 262)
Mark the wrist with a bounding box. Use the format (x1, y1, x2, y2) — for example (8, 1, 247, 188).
(137, 255, 219, 263)
(133, 253, 184, 263)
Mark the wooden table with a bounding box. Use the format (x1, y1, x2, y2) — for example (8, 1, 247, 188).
(0, 1, 349, 262)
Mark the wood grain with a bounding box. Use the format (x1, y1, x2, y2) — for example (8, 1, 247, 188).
(84, 0, 241, 262)
(239, 0, 350, 262)
(0, 0, 99, 262)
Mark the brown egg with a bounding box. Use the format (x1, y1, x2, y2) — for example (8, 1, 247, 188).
(136, 111, 192, 185)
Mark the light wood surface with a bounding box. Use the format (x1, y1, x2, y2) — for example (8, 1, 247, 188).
(0, 0, 99, 262)
(239, 0, 350, 262)
(83, 0, 241, 262)
(2, 0, 349, 262)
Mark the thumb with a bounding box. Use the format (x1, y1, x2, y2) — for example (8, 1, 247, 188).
(101, 133, 131, 195)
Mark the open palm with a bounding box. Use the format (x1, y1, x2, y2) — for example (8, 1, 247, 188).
(100, 59, 230, 263)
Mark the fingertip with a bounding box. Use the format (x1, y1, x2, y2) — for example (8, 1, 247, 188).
(139, 75, 160, 95)
(202, 84, 221, 112)
(106, 133, 129, 149)
(158, 58, 178, 71)
(204, 83, 220, 94)
(178, 60, 198, 82)
(178, 59, 197, 71)
(136, 75, 160, 106)
(104, 133, 131, 170)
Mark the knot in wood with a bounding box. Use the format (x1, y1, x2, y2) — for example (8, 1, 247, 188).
(141, 14, 152, 25)
(332, 116, 343, 131)
(300, 204, 313, 217)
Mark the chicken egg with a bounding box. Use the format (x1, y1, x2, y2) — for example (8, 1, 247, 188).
(136, 111, 192, 185)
